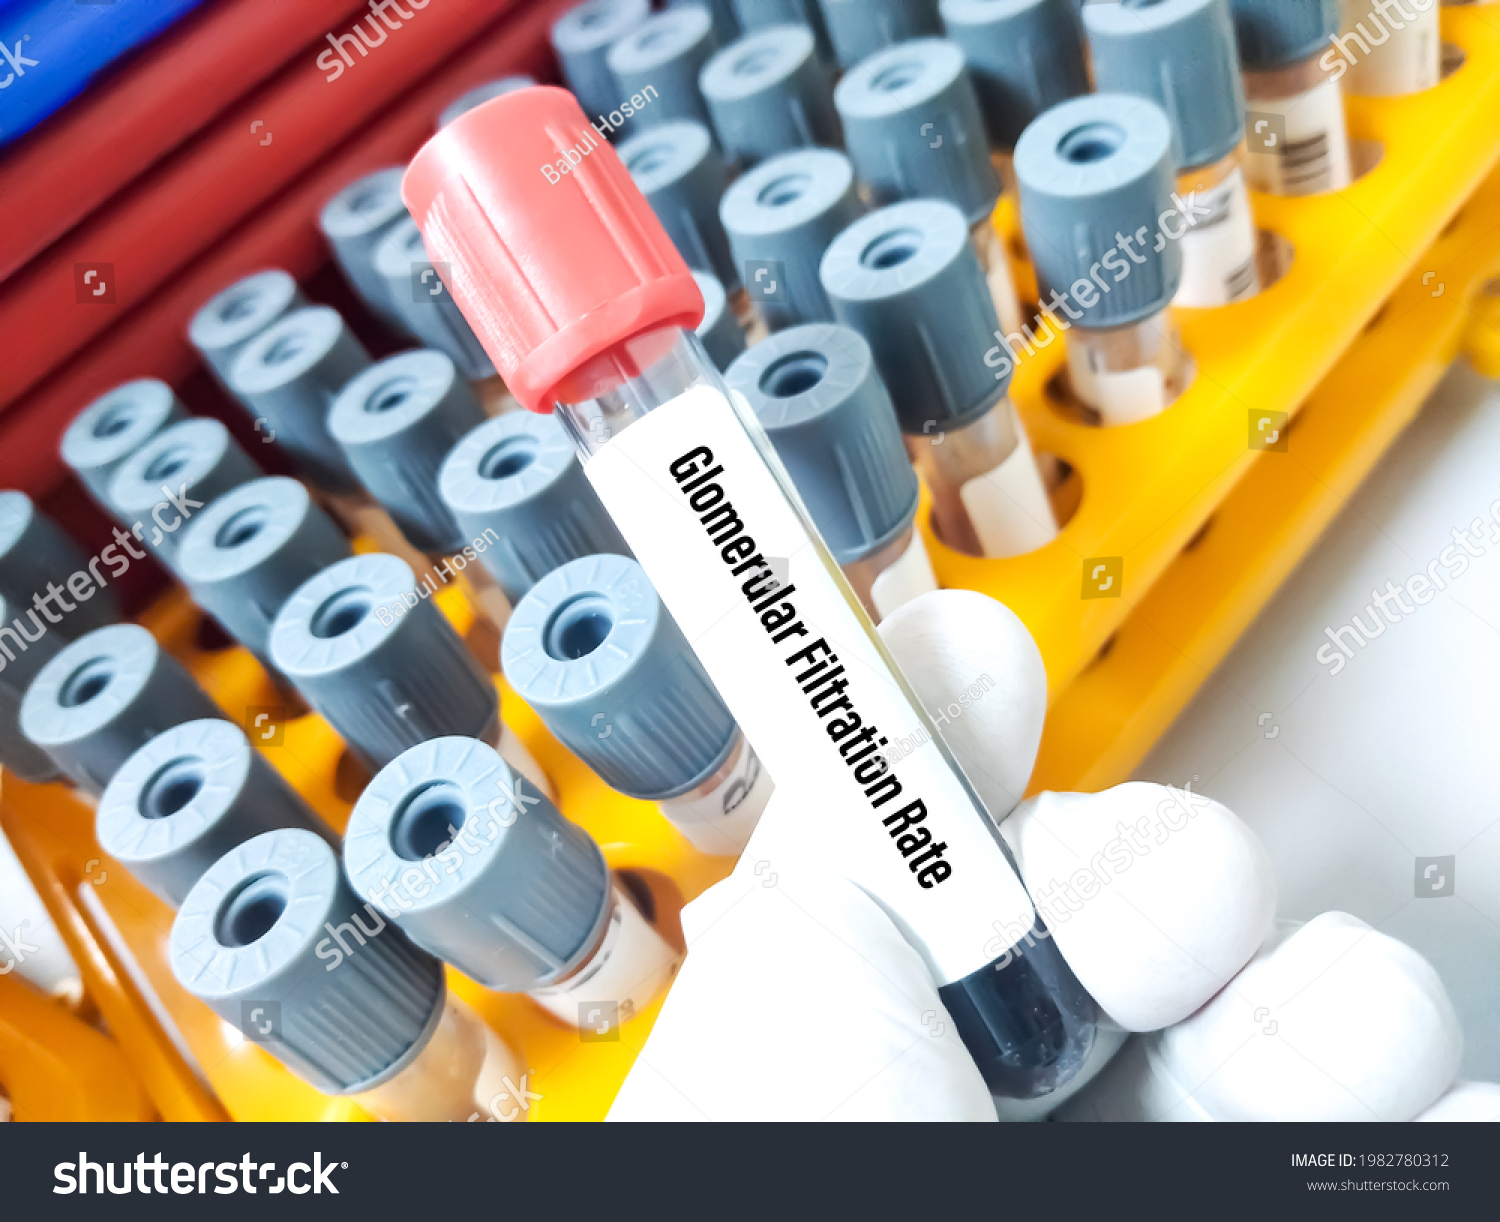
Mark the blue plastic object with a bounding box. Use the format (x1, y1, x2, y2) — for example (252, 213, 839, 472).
(0, 0, 205, 147)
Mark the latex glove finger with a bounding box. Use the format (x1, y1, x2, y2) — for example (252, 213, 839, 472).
(1001, 783, 1278, 1033)
(610, 590, 1051, 1120)
(1415, 1081, 1500, 1121)
(1057, 913, 1464, 1121)
(607, 794, 996, 1121)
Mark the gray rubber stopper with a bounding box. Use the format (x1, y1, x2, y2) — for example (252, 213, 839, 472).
(618, 121, 740, 292)
(19, 623, 224, 795)
(719, 147, 864, 330)
(318, 168, 413, 331)
(438, 75, 537, 129)
(1085, 0, 1246, 172)
(61, 379, 188, 505)
(700, 24, 839, 168)
(227, 306, 370, 495)
(0, 591, 66, 782)
(170, 827, 447, 1096)
(734, 0, 834, 63)
(97, 719, 331, 908)
(551, 0, 653, 126)
(726, 323, 918, 565)
(329, 350, 487, 555)
(502, 554, 739, 801)
(187, 271, 307, 386)
(1014, 93, 1182, 328)
(1228, 0, 1339, 70)
(694, 271, 747, 371)
(105, 419, 261, 570)
(0, 490, 120, 635)
(606, 6, 720, 132)
(269, 553, 498, 771)
(438, 413, 632, 605)
(820, 199, 1008, 433)
(372, 218, 497, 380)
(176, 477, 352, 665)
(834, 38, 1000, 227)
(345, 736, 610, 993)
(938, 0, 1091, 150)
(669, 0, 740, 45)
(817, 0, 942, 69)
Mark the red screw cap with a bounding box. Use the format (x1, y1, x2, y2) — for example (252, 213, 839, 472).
(403, 86, 704, 414)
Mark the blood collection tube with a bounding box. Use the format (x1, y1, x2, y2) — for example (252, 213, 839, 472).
(503, 555, 773, 857)
(329, 350, 489, 557)
(345, 736, 682, 1031)
(549, 0, 652, 136)
(438, 75, 537, 130)
(833, 38, 1023, 337)
(1086, 0, 1262, 308)
(1015, 94, 1192, 425)
(606, 7, 721, 134)
(0, 490, 120, 635)
(719, 147, 865, 332)
(268, 552, 551, 797)
(699, 23, 840, 170)
(176, 476, 351, 669)
(371, 218, 511, 412)
(438, 412, 632, 611)
(0, 591, 66, 782)
(1229, 0, 1353, 196)
(61, 379, 186, 508)
(403, 86, 1098, 1098)
(725, 323, 937, 620)
(96, 719, 332, 907)
(1336, 0, 1441, 97)
(939, 0, 1091, 198)
(327, 349, 511, 636)
(318, 167, 414, 331)
(227, 305, 369, 496)
(618, 121, 743, 305)
(693, 271, 748, 371)
(734, 0, 835, 64)
(817, 0, 943, 70)
(170, 828, 530, 1121)
(187, 270, 306, 391)
(105, 418, 261, 570)
(821, 200, 1058, 558)
(18, 623, 222, 796)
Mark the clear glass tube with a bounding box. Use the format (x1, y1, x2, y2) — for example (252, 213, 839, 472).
(840, 523, 936, 622)
(1174, 145, 1261, 308)
(906, 398, 1058, 559)
(353, 989, 529, 1122)
(654, 730, 774, 856)
(551, 326, 1097, 1099)
(1066, 309, 1194, 426)
(1242, 52, 1354, 197)
(971, 219, 1024, 339)
(528, 883, 682, 1030)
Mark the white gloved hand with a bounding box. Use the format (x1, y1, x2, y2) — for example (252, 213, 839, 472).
(609, 591, 1482, 1121)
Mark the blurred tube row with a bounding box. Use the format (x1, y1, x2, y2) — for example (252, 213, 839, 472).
(0, 0, 1440, 1116)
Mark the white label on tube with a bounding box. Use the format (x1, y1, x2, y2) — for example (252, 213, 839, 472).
(584, 384, 1036, 983)
(1067, 345, 1168, 426)
(870, 528, 938, 622)
(959, 414, 1059, 559)
(529, 887, 681, 1031)
(658, 740, 774, 856)
(1244, 78, 1353, 196)
(1174, 167, 1260, 308)
(1339, 0, 1440, 97)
